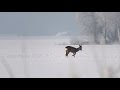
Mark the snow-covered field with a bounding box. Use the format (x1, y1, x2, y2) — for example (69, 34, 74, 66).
(0, 37, 120, 78)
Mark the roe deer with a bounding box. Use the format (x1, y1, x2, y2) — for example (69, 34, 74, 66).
(65, 45, 82, 57)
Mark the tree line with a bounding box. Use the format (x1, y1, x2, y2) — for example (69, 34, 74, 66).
(73, 12, 120, 45)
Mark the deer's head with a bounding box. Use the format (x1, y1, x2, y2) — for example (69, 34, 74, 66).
(78, 44, 82, 51)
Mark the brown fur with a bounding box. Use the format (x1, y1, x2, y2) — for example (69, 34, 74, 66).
(65, 45, 82, 57)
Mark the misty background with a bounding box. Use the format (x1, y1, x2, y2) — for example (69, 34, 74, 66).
(1, 12, 120, 78)
(0, 12, 120, 45)
(0, 12, 79, 36)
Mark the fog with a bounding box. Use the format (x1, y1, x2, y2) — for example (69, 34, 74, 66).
(0, 12, 120, 78)
(0, 12, 79, 36)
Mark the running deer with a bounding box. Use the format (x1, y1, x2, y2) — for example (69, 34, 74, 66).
(65, 45, 82, 57)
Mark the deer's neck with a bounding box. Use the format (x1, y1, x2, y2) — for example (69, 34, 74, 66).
(76, 48, 80, 52)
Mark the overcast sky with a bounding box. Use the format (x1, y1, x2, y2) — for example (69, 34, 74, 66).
(0, 12, 79, 36)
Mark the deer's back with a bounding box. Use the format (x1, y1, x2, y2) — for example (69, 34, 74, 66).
(65, 46, 77, 52)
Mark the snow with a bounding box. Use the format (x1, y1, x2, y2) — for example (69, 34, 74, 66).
(55, 32, 68, 36)
(0, 37, 120, 78)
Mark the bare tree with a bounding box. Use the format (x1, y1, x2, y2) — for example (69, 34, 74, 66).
(102, 14, 107, 44)
(75, 12, 120, 78)
(76, 12, 120, 45)
(114, 12, 120, 43)
(102, 12, 120, 44)
(75, 12, 102, 44)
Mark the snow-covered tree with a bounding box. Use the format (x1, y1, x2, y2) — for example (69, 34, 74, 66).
(75, 12, 120, 45)
(75, 12, 120, 78)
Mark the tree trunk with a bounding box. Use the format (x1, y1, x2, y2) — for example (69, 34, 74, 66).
(92, 12, 99, 44)
(104, 16, 107, 44)
(117, 24, 120, 43)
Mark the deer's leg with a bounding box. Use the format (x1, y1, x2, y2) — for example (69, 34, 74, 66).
(72, 52, 76, 57)
(66, 50, 69, 57)
(65, 49, 68, 56)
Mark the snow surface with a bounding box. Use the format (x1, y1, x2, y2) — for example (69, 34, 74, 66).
(0, 37, 120, 78)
